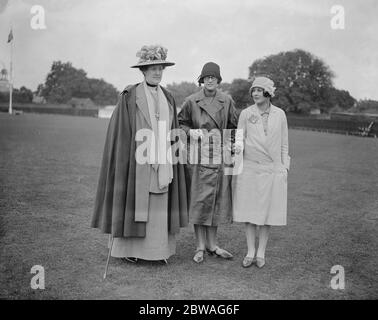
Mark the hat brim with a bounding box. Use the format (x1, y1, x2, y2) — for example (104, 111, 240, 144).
(249, 86, 275, 97)
(198, 75, 222, 83)
(131, 60, 175, 68)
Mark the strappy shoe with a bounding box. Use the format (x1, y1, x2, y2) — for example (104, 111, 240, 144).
(206, 246, 233, 259)
(256, 257, 266, 268)
(193, 249, 205, 263)
(242, 256, 255, 268)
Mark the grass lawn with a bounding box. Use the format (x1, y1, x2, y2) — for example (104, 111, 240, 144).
(0, 113, 377, 299)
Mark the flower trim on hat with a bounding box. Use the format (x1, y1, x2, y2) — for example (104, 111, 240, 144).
(136, 45, 168, 63)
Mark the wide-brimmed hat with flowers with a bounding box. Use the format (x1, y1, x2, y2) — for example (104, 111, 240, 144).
(131, 45, 175, 68)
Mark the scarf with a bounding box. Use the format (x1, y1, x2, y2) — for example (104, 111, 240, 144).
(143, 81, 173, 190)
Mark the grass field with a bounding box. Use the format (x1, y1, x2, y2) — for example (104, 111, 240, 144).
(0, 113, 377, 300)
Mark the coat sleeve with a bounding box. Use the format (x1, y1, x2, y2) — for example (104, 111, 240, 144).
(281, 110, 291, 171)
(227, 97, 239, 129)
(235, 109, 247, 150)
(177, 99, 193, 134)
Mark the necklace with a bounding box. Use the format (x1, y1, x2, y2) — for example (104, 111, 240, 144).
(149, 88, 160, 120)
(146, 82, 158, 87)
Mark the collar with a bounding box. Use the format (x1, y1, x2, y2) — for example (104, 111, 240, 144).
(146, 81, 158, 88)
(259, 107, 271, 116)
(195, 88, 225, 103)
(144, 81, 158, 91)
(252, 104, 277, 114)
(257, 102, 271, 115)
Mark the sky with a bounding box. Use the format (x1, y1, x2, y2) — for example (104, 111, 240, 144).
(0, 0, 377, 100)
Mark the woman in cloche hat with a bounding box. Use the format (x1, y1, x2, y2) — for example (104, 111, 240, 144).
(91, 45, 188, 270)
(178, 62, 239, 264)
(232, 76, 291, 269)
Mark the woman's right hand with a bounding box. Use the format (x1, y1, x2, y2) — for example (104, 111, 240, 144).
(234, 142, 243, 154)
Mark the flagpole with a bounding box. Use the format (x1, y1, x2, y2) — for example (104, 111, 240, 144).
(9, 29, 13, 115)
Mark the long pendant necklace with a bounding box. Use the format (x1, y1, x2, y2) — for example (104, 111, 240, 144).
(149, 86, 160, 121)
(155, 95, 160, 121)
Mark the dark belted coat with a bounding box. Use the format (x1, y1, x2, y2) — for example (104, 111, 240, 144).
(178, 88, 239, 226)
(91, 84, 188, 238)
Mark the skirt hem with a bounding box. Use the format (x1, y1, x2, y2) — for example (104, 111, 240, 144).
(232, 219, 286, 226)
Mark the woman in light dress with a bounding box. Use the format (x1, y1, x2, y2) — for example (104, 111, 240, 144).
(233, 76, 290, 268)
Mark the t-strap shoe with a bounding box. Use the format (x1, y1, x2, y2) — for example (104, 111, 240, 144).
(242, 256, 255, 268)
(193, 249, 205, 263)
(206, 246, 233, 259)
(256, 257, 266, 268)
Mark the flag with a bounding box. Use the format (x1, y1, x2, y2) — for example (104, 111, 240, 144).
(7, 29, 13, 43)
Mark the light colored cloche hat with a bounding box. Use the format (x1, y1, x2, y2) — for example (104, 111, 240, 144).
(131, 45, 175, 68)
(249, 76, 276, 97)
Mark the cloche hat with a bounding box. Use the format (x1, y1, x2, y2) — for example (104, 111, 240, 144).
(249, 76, 276, 97)
(198, 62, 222, 84)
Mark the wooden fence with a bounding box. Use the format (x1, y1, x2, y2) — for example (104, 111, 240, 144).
(287, 117, 377, 138)
(1, 104, 377, 138)
(0, 105, 98, 117)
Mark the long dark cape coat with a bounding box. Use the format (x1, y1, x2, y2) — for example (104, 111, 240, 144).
(91, 84, 188, 238)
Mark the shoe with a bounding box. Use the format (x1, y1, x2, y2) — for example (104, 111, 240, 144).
(256, 257, 265, 268)
(242, 256, 255, 268)
(193, 249, 205, 263)
(206, 246, 233, 259)
(121, 257, 138, 263)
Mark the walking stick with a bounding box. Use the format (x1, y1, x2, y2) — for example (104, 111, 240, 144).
(103, 234, 114, 280)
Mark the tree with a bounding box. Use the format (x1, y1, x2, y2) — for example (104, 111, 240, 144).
(38, 61, 119, 105)
(15, 86, 33, 103)
(39, 61, 87, 103)
(248, 49, 336, 113)
(0, 91, 8, 102)
(218, 82, 231, 93)
(166, 81, 200, 107)
(354, 99, 378, 113)
(322, 87, 356, 112)
(88, 78, 119, 106)
(0, 86, 33, 103)
(228, 79, 252, 110)
(35, 84, 44, 96)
